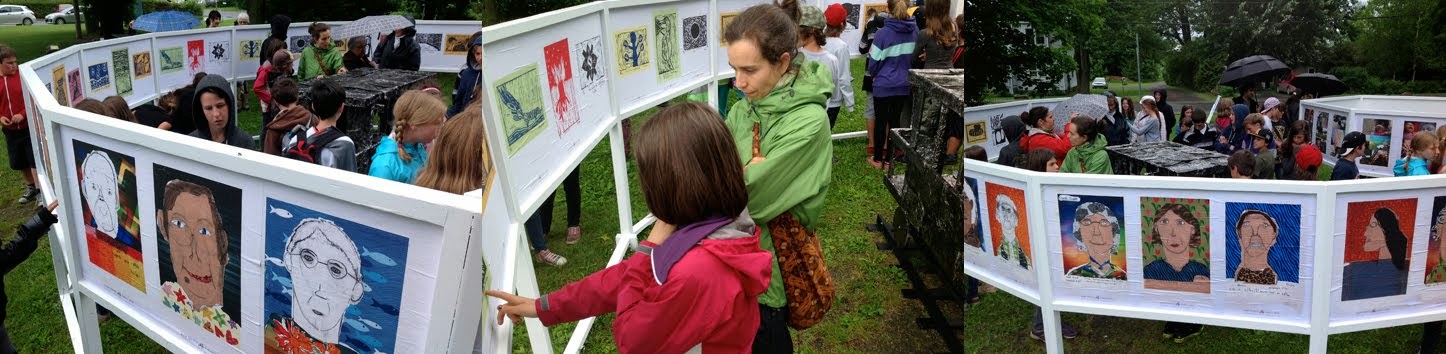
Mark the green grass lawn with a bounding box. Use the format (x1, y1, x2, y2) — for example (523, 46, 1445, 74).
(0, 24, 85, 63)
(0, 34, 1434, 353)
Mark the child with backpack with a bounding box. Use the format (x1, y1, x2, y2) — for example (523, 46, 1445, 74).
(283, 79, 355, 172)
(262, 78, 314, 155)
(369, 90, 445, 183)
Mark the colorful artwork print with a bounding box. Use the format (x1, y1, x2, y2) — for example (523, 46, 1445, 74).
(263, 198, 410, 354)
(443, 34, 471, 56)
(863, 4, 889, 27)
(1312, 110, 1328, 155)
(1058, 195, 1127, 280)
(965, 121, 987, 144)
(87, 62, 110, 92)
(66, 69, 82, 107)
(1403, 121, 1437, 158)
(493, 64, 548, 155)
(187, 40, 205, 76)
(160, 47, 184, 74)
(544, 39, 581, 137)
(986, 183, 1030, 269)
(654, 9, 681, 83)
(571, 36, 607, 94)
(614, 26, 650, 78)
(132, 51, 153, 80)
(241, 39, 264, 61)
(1361, 118, 1392, 167)
(153, 164, 243, 346)
(26, 96, 53, 187)
(111, 48, 131, 96)
(1427, 197, 1446, 285)
(682, 15, 707, 51)
(1342, 198, 1415, 301)
(1332, 114, 1348, 152)
(1224, 203, 1301, 285)
(1140, 197, 1210, 294)
(50, 65, 67, 107)
(719, 12, 739, 46)
(72, 140, 144, 292)
(415, 33, 443, 53)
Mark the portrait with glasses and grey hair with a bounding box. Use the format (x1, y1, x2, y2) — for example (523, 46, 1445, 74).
(1062, 199, 1126, 280)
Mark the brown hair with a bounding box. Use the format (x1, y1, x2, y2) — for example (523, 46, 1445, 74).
(158, 92, 179, 114)
(1243, 113, 1265, 128)
(1149, 203, 1203, 247)
(75, 98, 109, 116)
(889, 0, 911, 19)
(415, 102, 491, 194)
(1021, 106, 1050, 129)
(963, 145, 986, 161)
(0, 44, 15, 62)
(924, 0, 960, 46)
(1410, 131, 1439, 159)
(1069, 116, 1099, 144)
(391, 90, 446, 163)
(1228, 149, 1256, 177)
(634, 102, 748, 225)
(102, 96, 136, 123)
(308, 22, 330, 39)
(1020, 148, 1056, 172)
(160, 179, 228, 261)
(724, 4, 800, 70)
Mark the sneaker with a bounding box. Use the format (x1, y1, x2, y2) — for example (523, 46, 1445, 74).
(565, 226, 581, 245)
(17, 185, 37, 204)
(1029, 323, 1080, 340)
(1171, 324, 1202, 343)
(536, 250, 567, 266)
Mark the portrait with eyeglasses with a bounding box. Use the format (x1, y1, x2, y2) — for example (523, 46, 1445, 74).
(987, 183, 1030, 270)
(263, 198, 412, 354)
(1060, 197, 1126, 280)
(153, 164, 243, 343)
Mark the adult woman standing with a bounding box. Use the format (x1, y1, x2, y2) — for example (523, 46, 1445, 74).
(1131, 96, 1164, 143)
(1060, 115, 1112, 174)
(723, 3, 835, 352)
(865, 0, 917, 168)
(1018, 107, 1070, 162)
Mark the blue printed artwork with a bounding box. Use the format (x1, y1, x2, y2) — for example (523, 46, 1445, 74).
(1225, 202, 1302, 284)
(87, 62, 110, 92)
(614, 26, 650, 77)
(263, 198, 409, 354)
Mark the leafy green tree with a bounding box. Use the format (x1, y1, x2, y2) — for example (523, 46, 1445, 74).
(963, 0, 1084, 103)
(1351, 0, 1446, 82)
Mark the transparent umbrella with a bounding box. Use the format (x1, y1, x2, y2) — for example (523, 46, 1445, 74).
(1051, 94, 1111, 133)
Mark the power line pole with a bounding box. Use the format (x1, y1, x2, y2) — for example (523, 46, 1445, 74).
(1135, 32, 1142, 94)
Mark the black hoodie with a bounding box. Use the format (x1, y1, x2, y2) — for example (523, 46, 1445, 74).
(188, 74, 255, 149)
(259, 15, 291, 66)
(1155, 89, 1176, 137)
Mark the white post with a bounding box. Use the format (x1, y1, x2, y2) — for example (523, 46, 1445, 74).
(1026, 176, 1063, 354)
(1308, 188, 1336, 353)
(511, 222, 554, 354)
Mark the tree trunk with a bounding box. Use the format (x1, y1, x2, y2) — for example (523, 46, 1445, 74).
(72, 0, 82, 39)
(477, 0, 499, 24)
(248, 0, 262, 24)
(1076, 48, 1090, 93)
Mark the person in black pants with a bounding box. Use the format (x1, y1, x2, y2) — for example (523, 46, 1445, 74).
(561, 168, 583, 245)
(0, 201, 60, 354)
(1154, 89, 1176, 139)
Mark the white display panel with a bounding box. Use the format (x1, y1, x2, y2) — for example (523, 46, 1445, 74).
(78, 38, 157, 103)
(482, 10, 614, 215)
(715, 0, 773, 77)
(34, 52, 83, 108)
(608, 0, 713, 115)
(152, 29, 235, 93)
(412, 22, 486, 72)
(232, 26, 271, 81)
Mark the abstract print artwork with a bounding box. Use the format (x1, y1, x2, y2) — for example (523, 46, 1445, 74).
(544, 39, 581, 137)
(492, 64, 548, 155)
(682, 15, 707, 51)
(654, 9, 681, 83)
(614, 26, 650, 78)
(571, 36, 607, 94)
(111, 48, 131, 96)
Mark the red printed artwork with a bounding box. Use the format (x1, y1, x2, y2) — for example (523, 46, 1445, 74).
(544, 38, 581, 137)
(187, 40, 205, 76)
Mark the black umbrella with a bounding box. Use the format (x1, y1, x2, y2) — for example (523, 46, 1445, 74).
(1218, 55, 1291, 88)
(1290, 73, 1347, 96)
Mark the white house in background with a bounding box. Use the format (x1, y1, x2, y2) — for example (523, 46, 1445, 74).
(1006, 22, 1077, 94)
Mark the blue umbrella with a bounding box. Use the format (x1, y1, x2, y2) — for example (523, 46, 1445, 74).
(132, 11, 201, 33)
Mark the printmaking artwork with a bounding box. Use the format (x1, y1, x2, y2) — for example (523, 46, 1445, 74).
(132, 51, 153, 80)
(654, 9, 681, 83)
(1426, 196, 1446, 285)
(240, 39, 263, 61)
(571, 36, 607, 95)
(415, 33, 443, 53)
(263, 198, 410, 354)
(1225, 203, 1302, 286)
(1341, 198, 1415, 301)
(112, 48, 131, 96)
(187, 40, 204, 76)
(288, 35, 311, 54)
(682, 15, 707, 51)
(614, 26, 650, 78)
(544, 39, 581, 137)
(50, 65, 67, 107)
(844, 3, 861, 29)
(719, 12, 739, 46)
(66, 69, 82, 106)
(492, 64, 548, 155)
(87, 62, 110, 92)
(1058, 195, 1127, 280)
(160, 47, 184, 74)
(443, 34, 471, 56)
(986, 182, 1031, 270)
(209, 41, 230, 65)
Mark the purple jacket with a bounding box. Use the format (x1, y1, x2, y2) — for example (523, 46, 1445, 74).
(866, 18, 918, 98)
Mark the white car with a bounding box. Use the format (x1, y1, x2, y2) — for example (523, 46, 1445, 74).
(0, 5, 35, 26)
(44, 6, 82, 25)
(1091, 77, 1108, 89)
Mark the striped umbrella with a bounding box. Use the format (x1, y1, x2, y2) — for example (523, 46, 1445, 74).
(132, 11, 200, 33)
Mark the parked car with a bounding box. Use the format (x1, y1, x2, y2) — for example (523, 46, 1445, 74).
(1091, 77, 1108, 89)
(44, 6, 81, 25)
(0, 5, 36, 26)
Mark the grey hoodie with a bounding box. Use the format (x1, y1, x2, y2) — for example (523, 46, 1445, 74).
(188, 74, 255, 150)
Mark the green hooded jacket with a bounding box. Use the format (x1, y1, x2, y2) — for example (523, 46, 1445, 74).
(299, 46, 345, 80)
(724, 60, 834, 308)
(1059, 134, 1113, 174)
